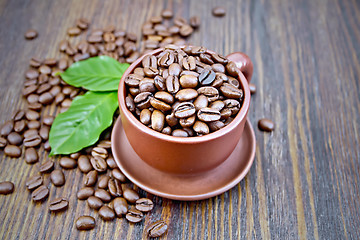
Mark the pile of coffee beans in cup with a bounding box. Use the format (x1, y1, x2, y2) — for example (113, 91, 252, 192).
(124, 45, 244, 136)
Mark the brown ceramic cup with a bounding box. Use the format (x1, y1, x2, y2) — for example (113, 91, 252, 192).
(117, 47, 253, 175)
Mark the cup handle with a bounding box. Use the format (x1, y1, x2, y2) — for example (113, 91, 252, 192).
(226, 52, 253, 83)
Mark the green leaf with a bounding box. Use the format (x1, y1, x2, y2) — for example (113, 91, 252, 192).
(59, 56, 129, 91)
(49, 91, 118, 155)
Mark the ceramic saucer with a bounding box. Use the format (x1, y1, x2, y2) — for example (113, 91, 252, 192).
(111, 118, 256, 201)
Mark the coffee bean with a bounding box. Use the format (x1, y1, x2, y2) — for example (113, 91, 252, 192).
(172, 129, 189, 137)
(39, 92, 54, 104)
(99, 206, 115, 221)
(209, 100, 225, 111)
(68, 27, 81, 36)
(39, 125, 50, 140)
(212, 6, 226, 17)
(197, 86, 219, 102)
(4, 145, 21, 157)
(43, 141, 51, 151)
(193, 121, 209, 135)
(32, 185, 49, 201)
(123, 188, 139, 203)
(29, 57, 42, 68)
(174, 102, 196, 118)
(25, 29, 38, 40)
(94, 189, 111, 202)
(28, 102, 42, 111)
(26, 175, 43, 191)
(108, 178, 122, 197)
(76, 216, 95, 230)
(13, 120, 25, 133)
(151, 110, 165, 132)
(161, 9, 173, 18)
(25, 148, 38, 164)
(146, 221, 168, 238)
(175, 89, 198, 101)
(106, 157, 117, 169)
(27, 120, 40, 129)
(197, 107, 221, 122)
(134, 92, 153, 109)
(7, 132, 23, 145)
(1, 120, 14, 136)
(249, 83, 256, 94)
(258, 118, 275, 132)
(208, 121, 226, 131)
(190, 16, 201, 28)
(126, 207, 144, 223)
(0, 137, 6, 148)
(50, 169, 65, 186)
(12, 110, 25, 121)
(154, 75, 166, 91)
(90, 156, 107, 172)
(139, 109, 151, 125)
(91, 147, 108, 159)
(150, 98, 172, 112)
(135, 198, 154, 212)
(199, 69, 216, 85)
(77, 187, 95, 200)
(98, 175, 110, 189)
(87, 196, 104, 210)
(84, 170, 98, 187)
(39, 160, 54, 173)
(76, 155, 92, 173)
(113, 197, 128, 216)
(223, 99, 241, 115)
(25, 110, 40, 121)
(59, 156, 77, 169)
(49, 197, 68, 212)
(139, 78, 156, 93)
(0, 181, 14, 195)
(111, 168, 126, 182)
(168, 63, 181, 76)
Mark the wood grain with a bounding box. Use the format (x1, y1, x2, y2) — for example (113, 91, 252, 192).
(1, 0, 359, 239)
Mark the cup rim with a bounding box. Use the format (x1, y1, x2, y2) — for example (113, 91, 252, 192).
(118, 47, 251, 144)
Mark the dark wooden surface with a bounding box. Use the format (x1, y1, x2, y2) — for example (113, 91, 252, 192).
(1, 0, 360, 239)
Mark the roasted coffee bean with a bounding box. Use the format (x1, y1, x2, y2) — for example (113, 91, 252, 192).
(172, 129, 189, 137)
(190, 16, 201, 28)
(161, 9, 173, 18)
(4, 145, 21, 157)
(113, 197, 128, 216)
(26, 175, 43, 191)
(32, 185, 49, 201)
(159, 51, 175, 67)
(150, 98, 172, 112)
(70, 152, 80, 159)
(249, 83, 256, 94)
(49, 197, 68, 212)
(193, 95, 208, 112)
(212, 63, 225, 73)
(36, 83, 51, 94)
(197, 86, 219, 102)
(24, 129, 37, 138)
(50, 170, 65, 186)
(91, 147, 108, 159)
(140, 109, 151, 125)
(199, 69, 216, 85)
(208, 120, 226, 131)
(39, 65, 51, 75)
(29, 57, 42, 68)
(27, 120, 40, 129)
(12, 110, 25, 121)
(174, 102, 196, 118)
(87, 196, 104, 210)
(7, 132, 23, 145)
(212, 6, 226, 16)
(225, 61, 240, 77)
(139, 78, 156, 93)
(78, 155, 92, 173)
(58, 58, 68, 70)
(25, 110, 40, 121)
(44, 141, 51, 151)
(258, 118, 275, 132)
(151, 110, 165, 132)
(59, 40, 69, 52)
(175, 89, 198, 101)
(26, 94, 39, 104)
(154, 91, 174, 104)
(94, 189, 111, 203)
(1, 120, 14, 136)
(28, 102, 42, 111)
(161, 126, 172, 135)
(200, 53, 214, 65)
(197, 107, 221, 122)
(76, 18, 90, 30)
(146, 221, 168, 238)
(209, 100, 225, 111)
(142, 55, 158, 70)
(129, 88, 140, 97)
(182, 56, 196, 71)
(25, 148, 38, 164)
(143, 67, 159, 78)
(108, 178, 122, 197)
(135, 198, 154, 212)
(39, 160, 54, 173)
(223, 99, 241, 115)
(68, 27, 81, 36)
(190, 46, 207, 55)
(77, 187, 95, 200)
(220, 108, 232, 120)
(106, 157, 117, 169)
(76, 216, 95, 230)
(13, 120, 25, 133)
(0, 181, 14, 195)
(97, 140, 112, 149)
(60, 157, 77, 169)
(123, 188, 140, 203)
(25, 29, 38, 40)
(126, 207, 144, 223)
(125, 95, 136, 112)
(99, 206, 115, 221)
(154, 75, 166, 91)
(39, 126, 50, 140)
(168, 26, 180, 34)
(84, 170, 98, 187)
(134, 92, 153, 109)
(179, 116, 196, 128)
(168, 63, 181, 76)
(111, 168, 126, 182)
(90, 156, 107, 172)
(193, 121, 209, 135)
(0, 137, 6, 148)
(228, 77, 240, 88)
(174, 17, 187, 27)
(98, 175, 110, 189)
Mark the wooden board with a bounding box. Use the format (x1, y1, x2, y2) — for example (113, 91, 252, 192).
(0, 0, 359, 239)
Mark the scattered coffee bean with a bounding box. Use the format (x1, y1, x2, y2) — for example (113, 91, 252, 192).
(49, 197, 68, 212)
(249, 83, 256, 94)
(25, 29, 38, 40)
(4, 145, 22, 157)
(76, 216, 95, 230)
(146, 220, 168, 238)
(91, 147, 108, 159)
(68, 27, 81, 36)
(212, 7, 226, 17)
(106, 157, 117, 169)
(7, 132, 23, 145)
(135, 198, 154, 212)
(0, 137, 7, 148)
(258, 118, 275, 132)
(1, 120, 14, 136)
(87, 196, 104, 210)
(99, 206, 115, 221)
(126, 207, 144, 223)
(84, 170, 98, 187)
(0, 181, 15, 195)
(60, 156, 77, 169)
(25, 148, 39, 164)
(108, 178, 122, 197)
(90, 156, 107, 173)
(31, 185, 49, 201)
(39, 160, 54, 173)
(94, 189, 111, 202)
(111, 168, 126, 182)
(77, 187, 95, 200)
(113, 197, 128, 216)
(50, 169, 65, 186)
(98, 175, 110, 189)
(78, 155, 93, 173)
(26, 175, 43, 191)
(123, 188, 139, 203)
